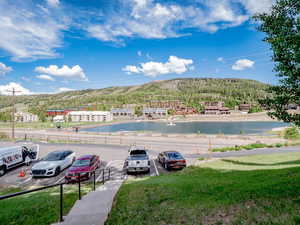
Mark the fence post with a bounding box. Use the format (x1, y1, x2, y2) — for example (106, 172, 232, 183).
(60, 183, 64, 222)
(78, 173, 81, 200)
(102, 169, 105, 184)
(93, 171, 96, 191)
(108, 167, 111, 180)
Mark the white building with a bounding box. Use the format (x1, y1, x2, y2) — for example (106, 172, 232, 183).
(142, 108, 168, 117)
(15, 112, 39, 122)
(53, 115, 65, 123)
(68, 111, 113, 122)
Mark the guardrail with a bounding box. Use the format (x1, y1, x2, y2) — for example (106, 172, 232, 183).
(0, 167, 112, 223)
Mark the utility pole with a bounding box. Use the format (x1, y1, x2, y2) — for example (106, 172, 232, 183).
(6, 88, 21, 140)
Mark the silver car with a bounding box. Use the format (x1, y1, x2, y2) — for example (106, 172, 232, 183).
(31, 150, 75, 177)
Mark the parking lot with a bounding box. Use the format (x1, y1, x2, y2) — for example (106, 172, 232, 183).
(0, 142, 192, 189)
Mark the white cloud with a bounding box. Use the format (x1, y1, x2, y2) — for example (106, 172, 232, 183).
(0, 62, 12, 75)
(0, 82, 32, 95)
(123, 55, 193, 77)
(137, 51, 142, 56)
(232, 59, 255, 70)
(0, 0, 68, 61)
(217, 57, 225, 63)
(238, 0, 275, 14)
(87, 0, 268, 42)
(57, 87, 74, 93)
(0, 0, 276, 60)
(47, 0, 60, 7)
(35, 65, 88, 81)
(21, 76, 30, 82)
(36, 74, 55, 81)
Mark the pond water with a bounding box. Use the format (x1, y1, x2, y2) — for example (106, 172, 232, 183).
(81, 121, 288, 135)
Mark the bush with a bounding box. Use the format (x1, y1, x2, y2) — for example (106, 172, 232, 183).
(0, 132, 9, 140)
(275, 143, 284, 148)
(284, 127, 300, 140)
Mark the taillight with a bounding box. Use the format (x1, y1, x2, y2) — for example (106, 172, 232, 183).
(180, 160, 186, 163)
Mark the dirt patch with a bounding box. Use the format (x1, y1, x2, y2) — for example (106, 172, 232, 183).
(202, 201, 257, 225)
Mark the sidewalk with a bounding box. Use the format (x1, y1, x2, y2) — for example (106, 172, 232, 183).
(52, 179, 123, 225)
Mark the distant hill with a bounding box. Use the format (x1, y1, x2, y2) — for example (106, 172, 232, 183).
(0, 78, 270, 118)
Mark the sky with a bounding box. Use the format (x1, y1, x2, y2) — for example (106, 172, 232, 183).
(0, 0, 277, 95)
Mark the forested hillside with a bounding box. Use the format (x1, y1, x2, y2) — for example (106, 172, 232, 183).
(0, 78, 270, 120)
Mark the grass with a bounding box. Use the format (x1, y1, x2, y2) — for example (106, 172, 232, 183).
(0, 184, 93, 225)
(0, 121, 106, 129)
(106, 152, 300, 225)
(211, 142, 289, 152)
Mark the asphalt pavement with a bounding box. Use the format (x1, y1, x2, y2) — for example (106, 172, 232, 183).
(1, 141, 299, 188)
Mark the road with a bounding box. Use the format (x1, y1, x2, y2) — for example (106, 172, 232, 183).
(0, 142, 164, 188)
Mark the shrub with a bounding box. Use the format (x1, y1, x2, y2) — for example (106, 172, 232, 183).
(0, 132, 9, 140)
(275, 143, 284, 148)
(284, 127, 300, 140)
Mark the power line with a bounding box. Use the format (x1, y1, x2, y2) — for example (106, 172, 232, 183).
(6, 88, 21, 140)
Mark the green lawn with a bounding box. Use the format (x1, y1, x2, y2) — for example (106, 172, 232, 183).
(0, 121, 106, 129)
(106, 153, 300, 225)
(0, 184, 93, 225)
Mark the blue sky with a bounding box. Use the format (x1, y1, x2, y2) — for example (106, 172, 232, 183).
(0, 0, 276, 95)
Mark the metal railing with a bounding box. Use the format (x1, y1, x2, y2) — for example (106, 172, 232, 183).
(0, 167, 112, 223)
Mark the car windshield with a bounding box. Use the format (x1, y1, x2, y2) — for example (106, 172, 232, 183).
(43, 152, 64, 161)
(73, 159, 90, 167)
(167, 152, 183, 160)
(130, 150, 146, 156)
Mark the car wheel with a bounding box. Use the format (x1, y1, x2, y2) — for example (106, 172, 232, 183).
(55, 167, 61, 176)
(25, 156, 31, 166)
(164, 163, 169, 171)
(0, 166, 6, 176)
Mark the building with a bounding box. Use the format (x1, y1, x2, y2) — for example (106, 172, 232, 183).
(46, 109, 70, 117)
(239, 104, 251, 112)
(142, 108, 168, 118)
(149, 100, 183, 109)
(15, 112, 39, 122)
(68, 111, 113, 122)
(149, 100, 197, 115)
(53, 115, 65, 123)
(111, 108, 134, 118)
(202, 102, 230, 115)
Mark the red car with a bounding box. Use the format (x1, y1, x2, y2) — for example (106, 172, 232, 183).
(158, 151, 186, 170)
(65, 155, 100, 182)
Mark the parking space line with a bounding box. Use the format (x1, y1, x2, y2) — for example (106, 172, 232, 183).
(55, 176, 65, 184)
(105, 160, 124, 169)
(96, 170, 104, 182)
(20, 176, 32, 185)
(152, 159, 159, 176)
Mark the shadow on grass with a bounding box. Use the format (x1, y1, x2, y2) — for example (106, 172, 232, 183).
(221, 159, 300, 167)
